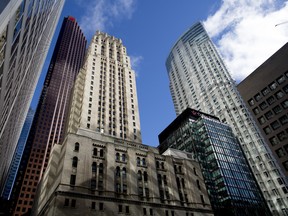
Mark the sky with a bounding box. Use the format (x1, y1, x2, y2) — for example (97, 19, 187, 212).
(31, 0, 288, 147)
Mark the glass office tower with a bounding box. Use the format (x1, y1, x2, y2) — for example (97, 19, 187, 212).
(0, 0, 64, 194)
(166, 22, 288, 215)
(158, 108, 270, 216)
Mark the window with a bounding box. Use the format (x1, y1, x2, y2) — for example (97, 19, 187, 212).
(72, 157, 78, 168)
(91, 179, 96, 189)
(122, 154, 126, 162)
(273, 105, 282, 114)
(276, 148, 286, 158)
(265, 111, 274, 120)
(200, 195, 205, 204)
(70, 175, 76, 186)
(277, 75, 286, 84)
(92, 162, 97, 172)
(277, 131, 287, 141)
(156, 161, 159, 169)
(258, 116, 266, 124)
(259, 102, 268, 110)
(100, 149, 104, 157)
(143, 208, 147, 215)
(283, 84, 288, 93)
(136, 157, 140, 165)
(248, 99, 255, 106)
(74, 142, 79, 151)
(91, 201, 96, 210)
(253, 107, 260, 115)
(64, 198, 69, 206)
(270, 136, 279, 146)
(279, 115, 288, 125)
(118, 205, 123, 213)
(71, 199, 76, 208)
(269, 81, 278, 90)
(267, 96, 275, 105)
(263, 126, 271, 135)
(281, 100, 288, 109)
(116, 152, 120, 161)
(271, 120, 281, 130)
(254, 93, 262, 101)
(142, 158, 146, 166)
(143, 171, 148, 182)
(262, 87, 270, 96)
(99, 203, 104, 211)
(138, 171, 142, 181)
(275, 90, 284, 99)
(93, 148, 97, 156)
(125, 206, 129, 214)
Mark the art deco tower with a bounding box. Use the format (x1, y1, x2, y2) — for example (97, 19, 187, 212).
(0, 0, 64, 193)
(11, 16, 86, 216)
(166, 22, 288, 215)
(66, 31, 141, 142)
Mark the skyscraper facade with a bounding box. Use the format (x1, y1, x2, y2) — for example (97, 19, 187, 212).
(66, 31, 141, 142)
(11, 16, 86, 216)
(238, 43, 288, 179)
(158, 108, 270, 216)
(0, 0, 65, 193)
(166, 22, 288, 215)
(2, 108, 35, 200)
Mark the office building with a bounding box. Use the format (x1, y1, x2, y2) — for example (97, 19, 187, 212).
(0, 0, 65, 193)
(165, 22, 288, 215)
(2, 108, 35, 200)
(66, 31, 142, 142)
(238, 43, 288, 179)
(11, 16, 86, 216)
(32, 130, 213, 216)
(159, 108, 270, 216)
(32, 32, 213, 216)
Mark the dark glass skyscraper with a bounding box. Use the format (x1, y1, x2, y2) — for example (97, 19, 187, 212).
(11, 16, 86, 215)
(159, 108, 270, 216)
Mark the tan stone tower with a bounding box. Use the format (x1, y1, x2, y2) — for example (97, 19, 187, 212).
(67, 31, 141, 143)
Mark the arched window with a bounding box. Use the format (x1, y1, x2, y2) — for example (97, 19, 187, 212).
(116, 153, 120, 161)
(143, 171, 148, 182)
(142, 158, 146, 166)
(156, 161, 160, 169)
(122, 167, 127, 179)
(122, 154, 126, 162)
(116, 166, 121, 178)
(182, 178, 185, 188)
(161, 162, 164, 169)
(196, 179, 201, 190)
(92, 162, 97, 172)
(136, 157, 140, 165)
(72, 157, 78, 168)
(137, 170, 142, 181)
(93, 148, 97, 156)
(74, 142, 79, 151)
(193, 167, 197, 176)
(100, 149, 104, 157)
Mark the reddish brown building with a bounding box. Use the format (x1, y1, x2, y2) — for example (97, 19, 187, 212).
(11, 16, 86, 215)
(238, 43, 288, 181)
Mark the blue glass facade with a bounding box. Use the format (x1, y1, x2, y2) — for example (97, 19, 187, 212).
(1, 108, 34, 200)
(158, 108, 270, 215)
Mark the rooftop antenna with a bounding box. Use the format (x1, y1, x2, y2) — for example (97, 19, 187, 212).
(275, 21, 288, 27)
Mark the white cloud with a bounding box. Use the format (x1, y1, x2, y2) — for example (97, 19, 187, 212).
(204, 0, 288, 82)
(78, 0, 136, 37)
(130, 55, 143, 77)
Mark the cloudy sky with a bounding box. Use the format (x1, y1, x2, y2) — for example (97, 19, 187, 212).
(33, 0, 288, 146)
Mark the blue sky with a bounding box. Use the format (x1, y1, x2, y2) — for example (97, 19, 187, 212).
(31, 0, 288, 146)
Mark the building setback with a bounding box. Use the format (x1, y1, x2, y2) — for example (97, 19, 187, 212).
(237, 43, 288, 179)
(165, 22, 288, 215)
(0, 0, 64, 192)
(158, 108, 270, 216)
(32, 130, 213, 216)
(11, 16, 86, 216)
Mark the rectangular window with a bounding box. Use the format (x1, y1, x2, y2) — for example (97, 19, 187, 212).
(269, 82, 278, 90)
(270, 136, 279, 146)
(119, 205, 123, 213)
(281, 100, 288, 109)
(253, 107, 260, 115)
(279, 115, 288, 125)
(261, 87, 270, 96)
(126, 206, 129, 214)
(275, 90, 284, 99)
(70, 175, 76, 186)
(71, 199, 76, 208)
(259, 101, 268, 110)
(258, 116, 266, 125)
(254, 93, 262, 102)
(91, 202, 96, 210)
(273, 105, 282, 114)
(99, 203, 104, 211)
(64, 198, 69, 206)
(277, 75, 286, 84)
(267, 96, 275, 105)
(277, 131, 287, 141)
(143, 208, 147, 215)
(271, 121, 281, 130)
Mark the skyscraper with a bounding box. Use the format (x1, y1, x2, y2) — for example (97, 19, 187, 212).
(237, 43, 288, 179)
(31, 32, 213, 216)
(11, 16, 86, 216)
(166, 22, 288, 215)
(0, 0, 65, 193)
(158, 108, 270, 215)
(66, 31, 141, 142)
